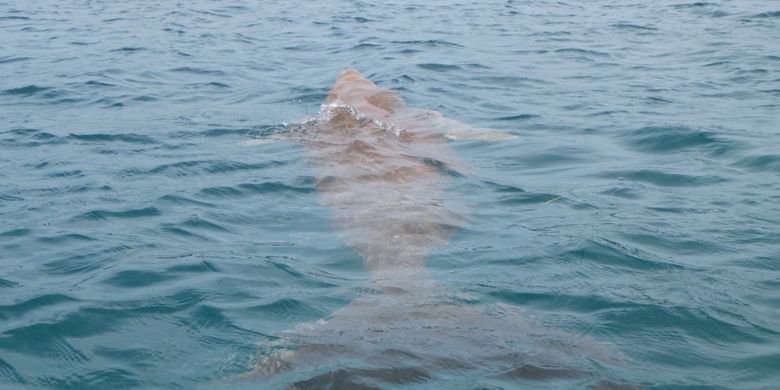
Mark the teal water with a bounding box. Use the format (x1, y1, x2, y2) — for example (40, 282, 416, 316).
(1, 1, 779, 389)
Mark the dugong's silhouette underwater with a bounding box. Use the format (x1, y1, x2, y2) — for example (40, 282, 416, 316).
(246, 70, 633, 389)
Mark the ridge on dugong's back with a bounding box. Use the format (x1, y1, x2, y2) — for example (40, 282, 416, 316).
(242, 70, 633, 389)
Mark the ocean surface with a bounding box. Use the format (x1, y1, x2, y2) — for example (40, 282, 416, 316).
(1, 0, 779, 389)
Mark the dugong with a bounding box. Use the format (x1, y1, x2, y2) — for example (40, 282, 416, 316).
(247, 70, 627, 389)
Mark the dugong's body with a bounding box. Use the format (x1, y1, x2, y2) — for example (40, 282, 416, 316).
(250, 70, 625, 389)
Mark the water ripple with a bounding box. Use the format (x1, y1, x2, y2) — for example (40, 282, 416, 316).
(734, 154, 780, 173)
(72, 207, 162, 221)
(599, 169, 728, 187)
(563, 238, 684, 271)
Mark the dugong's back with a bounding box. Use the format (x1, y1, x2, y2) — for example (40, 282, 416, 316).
(308, 70, 465, 272)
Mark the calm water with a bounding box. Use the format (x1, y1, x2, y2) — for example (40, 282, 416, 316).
(1, 0, 779, 389)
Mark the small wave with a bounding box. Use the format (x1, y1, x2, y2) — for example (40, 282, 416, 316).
(0, 228, 32, 237)
(42, 245, 133, 274)
(0, 194, 24, 201)
(600, 187, 642, 200)
(132, 95, 157, 102)
(196, 186, 243, 198)
(734, 154, 780, 173)
(158, 194, 216, 208)
(166, 260, 220, 274)
(562, 238, 683, 271)
(487, 182, 559, 205)
(499, 192, 560, 206)
(621, 125, 733, 155)
(2, 85, 50, 95)
(172, 126, 274, 138)
(92, 347, 158, 369)
(476, 75, 550, 86)
(0, 278, 19, 288)
(751, 11, 780, 18)
(83, 80, 116, 87)
(0, 322, 90, 362)
(0, 356, 25, 383)
(588, 110, 628, 117)
(42, 368, 142, 388)
(185, 81, 231, 89)
(351, 42, 381, 50)
(554, 48, 611, 58)
(191, 8, 232, 18)
(0, 291, 202, 370)
(46, 169, 84, 178)
(37, 233, 95, 244)
(238, 182, 315, 195)
(495, 114, 540, 121)
(391, 39, 464, 48)
(134, 160, 278, 177)
(1, 128, 65, 147)
(0, 294, 79, 320)
(265, 257, 337, 288)
(110, 47, 145, 53)
(730, 353, 780, 384)
(672, 2, 716, 8)
(484, 181, 525, 194)
(101, 270, 176, 288)
(0, 56, 31, 64)
(491, 289, 623, 313)
(249, 298, 324, 320)
(647, 96, 673, 104)
(72, 207, 162, 221)
(207, 81, 231, 88)
(114, 289, 205, 314)
(505, 147, 585, 169)
(68, 133, 157, 144)
(621, 232, 726, 256)
(417, 63, 462, 71)
(162, 218, 229, 242)
(180, 216, 231, 232)
(186, 304, 234, 329)
(598, 303, 765, 345)
(600, 169, 727, 187)
(732, 256, 780, 271)
(170, 66, 227, 76)
(612, 23, 658, 31)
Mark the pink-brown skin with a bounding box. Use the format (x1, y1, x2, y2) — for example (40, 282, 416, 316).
(250, 70, 630, 388)
(326, 68, 404, 118)
(309, 69, 465, 275)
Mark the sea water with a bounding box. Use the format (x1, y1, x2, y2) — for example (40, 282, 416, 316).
(1, 1, 779, 388)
